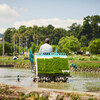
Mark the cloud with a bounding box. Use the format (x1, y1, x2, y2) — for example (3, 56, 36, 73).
(0, 28, 6, 34)
(13, 7, 29, 12)
(0, 4, 20, 23)
(13, 18, 83, 29)
(0, 18, 83, 33)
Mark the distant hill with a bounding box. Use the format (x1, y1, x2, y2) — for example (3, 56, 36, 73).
(0, 33, 3, 37)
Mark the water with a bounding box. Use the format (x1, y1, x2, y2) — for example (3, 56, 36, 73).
(0, 67, 100, 92)
(0, 67, 37, 87)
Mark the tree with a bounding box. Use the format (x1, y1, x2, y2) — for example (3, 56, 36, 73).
(31, 43, 37, 53)
(91, 15, 100, 39)
(58, 36, 81, 53)
(81, 47, 88, 54)
(4, 42, 13, 56)
(18, 25, 26, 34)
(79, 16, 92, 41)
(80, 35, 88, 47)
(0, 43, 2, 56)
(52, 28, 67, 44)
(62, 48, 70, 54)
(78, 15, 100, 42)
(4, 28, 16, 43)
(67, 23, 81, 37)
(88, 38, 100, 54)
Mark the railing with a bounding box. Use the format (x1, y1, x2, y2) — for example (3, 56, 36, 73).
(35, 52, 67, 56)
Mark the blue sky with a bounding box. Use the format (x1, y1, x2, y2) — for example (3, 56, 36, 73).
(0, 0, 100, 33)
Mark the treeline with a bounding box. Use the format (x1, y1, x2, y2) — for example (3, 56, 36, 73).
(0, 15, 100, 55)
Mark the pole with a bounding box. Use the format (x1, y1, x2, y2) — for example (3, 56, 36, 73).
(2, 35, 4, 56)
(19, 37, 20, 56)
(13, 35, 15, 56)
(37, 39, 38, 46)
(26, 37, 27, 56)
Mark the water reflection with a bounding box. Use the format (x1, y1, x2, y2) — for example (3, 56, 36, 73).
(38, 71, 100, 92)
(38, 82, 70, 90)
(0, 68, 100, 92)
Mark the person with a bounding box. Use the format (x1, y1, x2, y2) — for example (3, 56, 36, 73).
(39, 38, 53, 54)
(29, 49, 34, 73)
(13, 56, 18, 60)
(70, 63, 78, 70)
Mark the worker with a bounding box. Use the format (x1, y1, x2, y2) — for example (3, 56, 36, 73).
(29, 49, 34, 73)
(39, 38, 53, 54)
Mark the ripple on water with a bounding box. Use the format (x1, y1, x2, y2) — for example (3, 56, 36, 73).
(0, 67, 100, 92)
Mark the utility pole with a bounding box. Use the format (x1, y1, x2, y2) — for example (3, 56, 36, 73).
(2, 34, 4, 56)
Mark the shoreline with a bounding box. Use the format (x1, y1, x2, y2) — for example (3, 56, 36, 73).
(0, 83, 100, 100)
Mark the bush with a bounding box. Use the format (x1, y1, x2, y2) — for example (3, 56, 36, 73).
(58, 36, 81, 52)
(62, 48, 70, 54)
(88, 38, 100, 54)
(78, 58, 85, 61)
(81, 47, 88, 53)
(90, 57, 98, 61)
(37, 57, 69, 75)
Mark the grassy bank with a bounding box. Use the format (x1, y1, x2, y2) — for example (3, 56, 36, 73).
(0, 83, 99, 100)
(0, 55, 100, 71)
(0, 56, 30, 68)
(68, 55, 100, 71)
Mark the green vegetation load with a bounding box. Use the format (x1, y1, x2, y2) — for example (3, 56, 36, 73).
(37, 57, 69, 75)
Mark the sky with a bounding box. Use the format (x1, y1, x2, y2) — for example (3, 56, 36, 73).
(0, 0, 100, 34)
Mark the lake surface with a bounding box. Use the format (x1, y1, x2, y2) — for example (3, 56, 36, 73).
(0, 67, 100, 92)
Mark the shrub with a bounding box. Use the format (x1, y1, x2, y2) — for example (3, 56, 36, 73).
(78, 58, 85, 61)
(90, 57, 98, 61)
(88, 38, 100, 54)
(62, 48, 70, 54)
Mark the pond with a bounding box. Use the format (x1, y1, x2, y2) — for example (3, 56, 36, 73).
(0, 67, 100, 92)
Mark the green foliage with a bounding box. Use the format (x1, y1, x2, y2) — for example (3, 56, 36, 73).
(58, 36, 81, 52)
(38, 41, 43, 51)
(31, 42, 36, 53)
(80, 35, 88, 47)
(74, 61, 100, 70)
(88, 98, 97, 100)
(88, 38, 100, 54)
(62, 48, 70, 54)
(0, 43, 2, 55)
(4, 42, 13, 56)
(52, 45, 59, 52)
(2, 15, 100, 53)
(4, 28, 16, 43)
(90, 57, 98, 61)
(37, 57, 69, 75)
(81, 47, 88, 53)
(71, 93, 79, 100)
(67, 23, 81, 37)
(78, 58, 86, 61)
(79, 15, 100, 42)
(18, 25, 26, 33)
